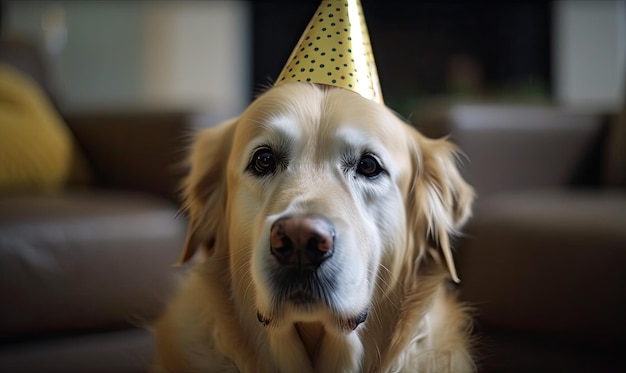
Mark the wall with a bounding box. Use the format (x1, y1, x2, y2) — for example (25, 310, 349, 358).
(5, 1, 250, 118)
(553, 0, 626, 109)
(142, 1, 251, 118)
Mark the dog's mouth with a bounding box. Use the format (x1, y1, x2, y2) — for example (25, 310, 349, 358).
(340, 310, 369, 331)
(256, 307, 368, 332)
(257, 269, 369, 331)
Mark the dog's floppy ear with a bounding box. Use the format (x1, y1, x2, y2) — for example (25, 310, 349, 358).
(405, 126, 474, 282)
(178, 118, 238, 264)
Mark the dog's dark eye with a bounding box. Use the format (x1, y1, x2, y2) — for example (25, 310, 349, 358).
(356, 155, 383, 177)
(249, 147, 277, 176)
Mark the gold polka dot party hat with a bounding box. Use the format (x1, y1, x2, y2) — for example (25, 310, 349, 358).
(275, 0, 383, 104)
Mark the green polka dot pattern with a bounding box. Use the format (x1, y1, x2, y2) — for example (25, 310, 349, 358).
(275, 0, 383, 104)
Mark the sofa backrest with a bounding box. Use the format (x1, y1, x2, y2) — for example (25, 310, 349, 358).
(418, 104, 609, 197)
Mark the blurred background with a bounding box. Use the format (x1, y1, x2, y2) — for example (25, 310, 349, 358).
(3, 0, 625, 119)
(1, 1, 625, 373)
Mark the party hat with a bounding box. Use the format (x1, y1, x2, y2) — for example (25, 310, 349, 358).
(275, 0, 383, 104)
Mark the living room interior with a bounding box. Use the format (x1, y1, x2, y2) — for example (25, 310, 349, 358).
(1, 1, 625, 372)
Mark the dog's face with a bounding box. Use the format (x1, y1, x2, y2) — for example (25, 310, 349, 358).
(180, 83, 473, 336)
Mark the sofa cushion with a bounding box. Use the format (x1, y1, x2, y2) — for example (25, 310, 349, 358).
(0, 328, 154, 373)
(0, 191, 186, 341)
(457, 189, 626, 346)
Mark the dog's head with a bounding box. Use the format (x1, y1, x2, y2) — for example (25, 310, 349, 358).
(179, 83, 473, 334)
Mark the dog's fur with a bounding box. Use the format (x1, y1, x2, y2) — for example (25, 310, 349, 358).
(153, 83, 475, 372)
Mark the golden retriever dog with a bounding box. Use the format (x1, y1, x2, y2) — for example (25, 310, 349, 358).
(153, 82, 475, 372)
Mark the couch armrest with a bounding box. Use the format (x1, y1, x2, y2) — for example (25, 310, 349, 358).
(421, 104, 607, 197)
(64, 110, 202, 202)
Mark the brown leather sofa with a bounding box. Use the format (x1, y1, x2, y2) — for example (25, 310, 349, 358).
(0, 39, 191, 372)
(417, 103, 626, 372)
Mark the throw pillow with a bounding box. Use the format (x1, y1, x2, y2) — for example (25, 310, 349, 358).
(0, 63, 81, 192)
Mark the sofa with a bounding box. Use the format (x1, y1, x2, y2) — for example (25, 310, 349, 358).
(416, 102, 626, 372)
(0, 38, 193, 372)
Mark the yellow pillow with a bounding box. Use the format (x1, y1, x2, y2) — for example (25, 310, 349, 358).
(0, 64, 79, 193)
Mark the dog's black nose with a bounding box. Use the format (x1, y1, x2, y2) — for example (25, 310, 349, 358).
(270, 215, 335, 270)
